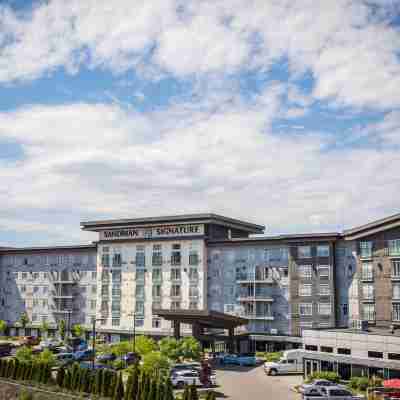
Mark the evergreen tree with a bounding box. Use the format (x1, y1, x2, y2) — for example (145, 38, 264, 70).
(27, 362, 34, 381)
(141, 374, 150, 400)
(156, 379, 164, 400)
(147, 379, 157, 400)
(113, 373, 125, 400)
(163, 379, 174, 400)
(56, 367, 65, 387)
(12, 358, 19, 380)
(205, 391, 216, 400)
(130, 368, 139, 400)
(135, 375, 142, 400)
(182, 385, 190, 400)
(189, 385, 199, 400)
(62, 370, 71, 390)
(101, 369, 111, 397)
(109, 371, 118, 397)
(0, 359, 4, 377)
(124, 372, 134, 400)
(79, 368, 88, 393)
(92, 368, 102, 396)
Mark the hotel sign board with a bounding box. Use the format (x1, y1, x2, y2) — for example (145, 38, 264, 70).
(99, 224, 204, 241)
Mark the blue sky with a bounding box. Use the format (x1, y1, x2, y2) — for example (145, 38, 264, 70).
(0, 0, 400, 246)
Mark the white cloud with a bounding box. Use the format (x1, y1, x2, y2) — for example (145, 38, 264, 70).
(0, 87, 399, 245)
(1, 1, 400, 109)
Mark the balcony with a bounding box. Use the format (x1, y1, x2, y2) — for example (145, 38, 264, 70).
(361, 273, 374, 282)
(238, 295, 274, 302)
(241, 313, 274, 320)
(51, 290, 74, 298)
(236, 273, 274, 283)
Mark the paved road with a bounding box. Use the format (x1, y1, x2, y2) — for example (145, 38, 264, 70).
(215, 364, 302, 400)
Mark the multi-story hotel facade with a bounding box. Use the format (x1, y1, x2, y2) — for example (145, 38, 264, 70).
(1, 212, 400, 350)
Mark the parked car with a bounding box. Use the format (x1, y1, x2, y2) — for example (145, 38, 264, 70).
(73, 349, 94, 361)
(264, 350, 303, 375)
(39, 339, 62, 351)
(220, 354, 257, 366)
(79, 361, 114, 371)
(96, 353, 117, 363)
(19, 336, 40, 346)
(300, 380, 345, 394)
(171, 370, 202, 388)
(121, 352, 141, 365)
(66, 338, 87, 352)
(172, 362, 202, 373)
(302, 386, 364, 400)
(0, 342, 12, 357)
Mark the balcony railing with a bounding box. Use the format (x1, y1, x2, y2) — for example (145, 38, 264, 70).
(241, 313, 274, 320)
(361, 272, 374, 281)
(238, 295, 274, 302)
(236, 273, 273, 282)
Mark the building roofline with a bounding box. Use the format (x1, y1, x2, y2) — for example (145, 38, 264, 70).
(80, 213, 265, 234)
(208, 232, 341, 245)
(0, 244, 96, 254)
(343, 212, 400, 240)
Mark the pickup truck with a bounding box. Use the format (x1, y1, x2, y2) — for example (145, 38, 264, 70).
(220, 354, 257, 366)
(264, 350, 303, 375)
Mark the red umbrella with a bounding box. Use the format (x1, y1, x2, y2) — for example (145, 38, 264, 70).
(384, 379, 400, 388)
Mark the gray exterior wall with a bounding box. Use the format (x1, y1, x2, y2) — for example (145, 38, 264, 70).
(0, 248, 97, 329)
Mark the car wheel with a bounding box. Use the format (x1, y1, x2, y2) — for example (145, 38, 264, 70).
(269, 369, 277, 376)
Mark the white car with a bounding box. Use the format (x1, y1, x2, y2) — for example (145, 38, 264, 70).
(303, 386, 364, 400)
(171, 370, 202, 388)
(300, 379, 345, 394)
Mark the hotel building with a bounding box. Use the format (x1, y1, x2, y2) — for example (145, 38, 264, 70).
(1, 212, 400, 356)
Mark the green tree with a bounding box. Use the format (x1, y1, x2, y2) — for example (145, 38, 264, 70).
(39, 321, 50, 338)
(142, 352, 170, 378)
(62, 370, 71, 390)
(113, 373, 125, 400)
(159, 337, 181, 361)
(147, 378, 157, 400)
(15, 346, 33, 363)
(0, 320, 7, 335)
(72, 324, 85, 338)
(12, 358, 19, 380)
(179, 337, 201, 361)
(205, 392, 216, 400)
(92, 368, 103, 396)
(135, 336, 157, 357)
(124, 372, 134, 400)
(58, 319, 66, 341)
(19, 313, 30, 330)
(182, 385, 190, 400)
(37, 348, 56, 367)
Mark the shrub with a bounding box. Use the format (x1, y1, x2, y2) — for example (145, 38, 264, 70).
(205, 392, 216, 400)
(18, 389, 33, 400)
(113, 373, 124, 400)
(37, 349, 56, 367)
(56, 367, 65, 387)
(349, 376, 371, 392)
(113, 359, 125, 370)
(305, 371, 340, 384)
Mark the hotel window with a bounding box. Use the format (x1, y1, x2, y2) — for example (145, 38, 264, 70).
(298, 265, 312, 279)
(318, 266, 330, 278)
(112, 270, 121, 282)
(189, 285, 199, 298)
(171, 285, 181, 297)
(22, 272, 27, 280)
(135, 317, 144, 327)
(392, 261, 400, 278)
(299, 303, 313, 316)
(152, 301, 161, 310)
(171, 301, 181, 310)
(363, 284, 374, 299)
(189, 248, 199, 265)
(393, 304, 400, 322)
(33, 286, 39, 294)
(32, 314, 38, 322)
(42, 299, 47, 308)
(112, 319, 120, 327)
(343, 303, 348, 316)
(299, 284, 312, 297)
(363, 303, 375, 321)
(319, 284, 330, 296)
(91, 285, 97, 294)
(152, 285, 162, 298)
(111, 302, 120, 313)
(189, 301, 198, 310)
(338, 348, 351, 355)
(135, 269, 145, 281)
(171, 244, 181, 266)
(362, 262, 373, 280)
(33, 299, 39, 307)
(135, 285, 145, 298)
(389, 240, 400, 257)
(91, 271, 97, 280)
(152, 318, 161, 329)
(318, 303, 331, 315)
(112, 252, 122, 267)
(136, 246, 145, 267)
(317, 245, 330, 257)
(152, 268, 162, 282)
(90, 300, 96, 310)
(189, 268, 199, 281)
(394, 284, 400, 300)
(170, 268, 181, 281)
(101, 253, 110, 267)
(33, 272, 39, 280)
(298, 246, 312, 259)
(360, 241, 373, 258)
(135, 301, 144, 315)
(152, 244, 162, 266)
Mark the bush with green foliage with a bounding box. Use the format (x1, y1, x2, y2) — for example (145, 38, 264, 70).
(18, 389, 33, 400)
(15, 346, 33, 363)
(305, 371, 340, 384)
(179, 337, 201, 361)
(205, 391, 216, 400)
(142, 351, 170, 378)
(0, 320, 7, 335)
(349, 376, 377, 392)
(37, 348, 56, 367)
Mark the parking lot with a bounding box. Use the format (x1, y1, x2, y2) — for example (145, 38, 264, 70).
(215, 364, 302, 400)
